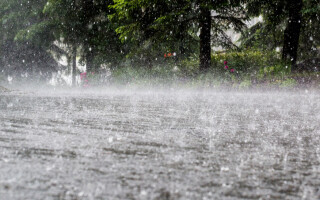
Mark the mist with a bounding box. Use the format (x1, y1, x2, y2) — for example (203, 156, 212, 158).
(1, 0, 320, 199)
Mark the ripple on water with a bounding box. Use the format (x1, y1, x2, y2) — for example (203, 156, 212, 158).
(0, 91, 320, 199)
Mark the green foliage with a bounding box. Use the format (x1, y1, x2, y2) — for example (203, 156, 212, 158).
(0, 0, 318, 86)
(15, 21, 56, 47)
(110, 64, 183, 86)
(43, 0, 127, 71)
(110, 0, 248, 69)
(259, 63, 291, 80)
(299, 0, 320, 59)
(242, 0, 320, 62)
(0, 0, 57, 76)
(178, 56, 200, 77)
(211, 49, 281, 76)
(0, 0, 48, 40)
(239, 79, 252, 89)
(239, 21, 284, 50)
(280, 78, 297, 88)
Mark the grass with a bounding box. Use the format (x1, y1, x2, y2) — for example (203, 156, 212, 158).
(88, 64, 320, 90)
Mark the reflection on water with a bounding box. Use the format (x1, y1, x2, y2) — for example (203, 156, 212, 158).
(0, 89, 320, 199)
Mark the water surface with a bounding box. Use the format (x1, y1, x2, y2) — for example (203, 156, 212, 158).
(1, 89, 320, 199)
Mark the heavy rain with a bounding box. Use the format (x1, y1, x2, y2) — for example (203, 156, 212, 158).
(1, 0, 320, 199)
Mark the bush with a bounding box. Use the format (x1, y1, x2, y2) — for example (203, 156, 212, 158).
(211, 49, 282, 78)
(239, 79, 252, 89)
(280, 78, 297, 88)
(177, 55, 199, 77)
(110, 64, 183, 86)
(259, 64, 291, 81)
(107, 49, 294, 88)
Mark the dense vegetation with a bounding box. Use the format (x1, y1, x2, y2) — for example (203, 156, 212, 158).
(0, 0, 319, 87)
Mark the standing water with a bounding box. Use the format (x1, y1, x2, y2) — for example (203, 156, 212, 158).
(0, 89, 320, 199)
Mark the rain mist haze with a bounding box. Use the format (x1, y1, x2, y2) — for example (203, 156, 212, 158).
(1, 0, 320, 199)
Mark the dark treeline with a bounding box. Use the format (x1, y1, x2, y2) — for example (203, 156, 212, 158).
(0, 0, 319, 84)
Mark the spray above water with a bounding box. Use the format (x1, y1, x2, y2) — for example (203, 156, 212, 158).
(1, 0, 320, 199)
(1, 86, 320, 199)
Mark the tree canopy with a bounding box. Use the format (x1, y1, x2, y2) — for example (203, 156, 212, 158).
(110, 0, 247, 70)
(0, 0, 319, 81)
(241, 0, 320, 67)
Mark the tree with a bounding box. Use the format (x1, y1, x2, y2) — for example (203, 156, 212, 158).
(243, 0, 320, 68)
(199, 1, 212, 71)
(111, 0, 247, 72)
(282, 0, 303, 65)
(0, 0, 57, 79)
(43, 0, 127, 85)
(298, 0, 320, 60)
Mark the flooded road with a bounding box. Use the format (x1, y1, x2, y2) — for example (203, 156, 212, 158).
(1, 89, 320, 199)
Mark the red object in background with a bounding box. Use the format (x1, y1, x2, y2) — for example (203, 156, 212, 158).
(165, 52, 177, 58)
(223, 61, 236, 73)
(80, 72, 89, 87)
(80, 72, 87, 80)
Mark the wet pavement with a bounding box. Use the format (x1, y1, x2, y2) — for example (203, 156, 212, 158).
(0, 89, 320, 199)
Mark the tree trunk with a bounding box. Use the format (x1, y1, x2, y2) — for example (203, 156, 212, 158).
(86, 48, 94, 72)
(176, 23, 186, 58)
(72, 45, 77, 86)
(199, 5, 211, 72)
(146, 57, 152, 70)
(282, 0, 303, 68)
